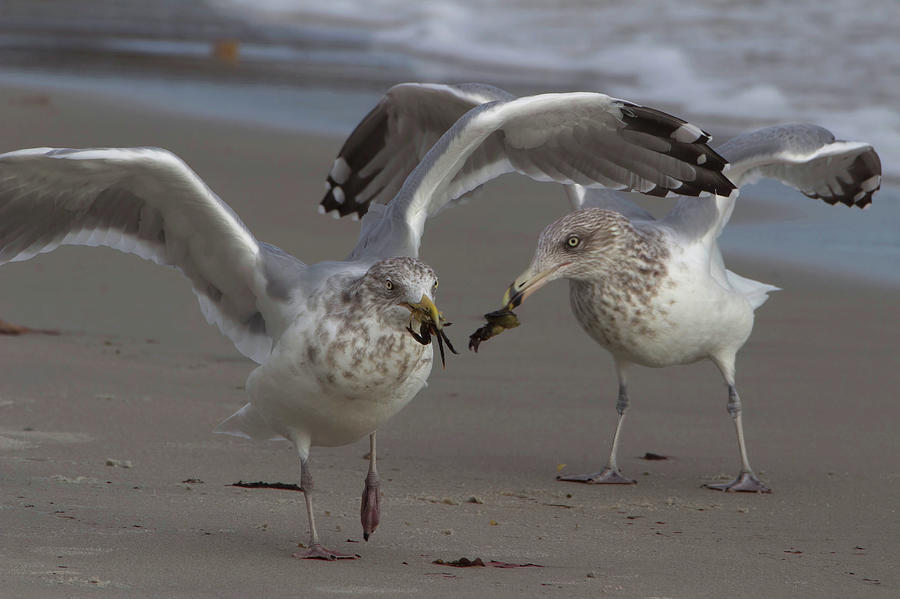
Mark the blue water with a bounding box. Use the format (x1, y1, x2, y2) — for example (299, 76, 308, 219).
(0, 69, 381, 136)
(721, 181, 900, 286)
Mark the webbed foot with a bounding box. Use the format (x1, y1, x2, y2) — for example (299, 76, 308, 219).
(703, 471, 771, 493)
(292, 544, 359, 561)
(557, 467, 636, 485)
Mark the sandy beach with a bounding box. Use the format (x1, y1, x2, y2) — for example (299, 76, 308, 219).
(1, 84, 898, 598)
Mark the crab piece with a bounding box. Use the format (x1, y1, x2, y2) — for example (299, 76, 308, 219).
(468, 308, 521, 352)
(407, 320, 458, 367)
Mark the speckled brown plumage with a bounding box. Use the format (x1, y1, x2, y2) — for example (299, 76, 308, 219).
(568, 223, 670, 354)
(297, 257, 438, 398)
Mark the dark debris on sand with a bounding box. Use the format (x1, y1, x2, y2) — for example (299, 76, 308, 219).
(231, 481, 302, 492)
(433, 557, 543, 568)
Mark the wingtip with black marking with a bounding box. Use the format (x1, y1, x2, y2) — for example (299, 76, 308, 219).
(813, 148, 881, 209)
(616, 101, 736, 198)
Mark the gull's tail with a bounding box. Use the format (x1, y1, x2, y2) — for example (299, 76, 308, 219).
(725, 270, 780, 310)
(215, 402, 284, 441)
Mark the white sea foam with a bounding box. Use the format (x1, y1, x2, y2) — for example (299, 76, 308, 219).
(210, 0, 900, 179)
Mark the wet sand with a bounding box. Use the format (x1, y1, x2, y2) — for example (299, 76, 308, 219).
(0, 84, 898, 597)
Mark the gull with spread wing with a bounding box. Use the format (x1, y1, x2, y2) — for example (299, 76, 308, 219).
(320, 83, 880, 493)
(504, 125, 880, 492)
(0, 90, 732, 558)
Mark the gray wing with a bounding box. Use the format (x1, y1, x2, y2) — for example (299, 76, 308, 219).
(320, 82, 515, 219)
(349, 92, 734, 260)
(663, 124, 882, 246)
(0, 147, 306, 363)
(719, 124, 881, 208)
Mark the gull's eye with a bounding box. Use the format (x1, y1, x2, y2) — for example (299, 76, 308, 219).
(433, 280, 439, 289)
(385, 279, 394, 290)
(566, 235, 581, 248)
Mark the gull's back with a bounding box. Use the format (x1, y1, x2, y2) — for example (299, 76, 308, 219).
(576, 186, 778, 318)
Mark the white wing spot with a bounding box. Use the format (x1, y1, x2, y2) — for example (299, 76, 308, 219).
(861, 175, 881, 192)
(671, 123, 703, 143)
(696, 154, 707, 165)
(317, 204, 326, 215)
(330, 157, 351, 185)
(330, 210, 341, 220)
(332, 186, 345, 205)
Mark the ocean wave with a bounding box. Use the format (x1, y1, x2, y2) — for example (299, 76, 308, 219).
(208, 0, 900, 178)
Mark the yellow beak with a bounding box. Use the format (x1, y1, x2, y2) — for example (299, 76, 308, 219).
(405, 294, 443, 330)
(502, 263, 567, 309)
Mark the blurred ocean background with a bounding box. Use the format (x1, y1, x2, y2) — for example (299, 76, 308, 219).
(0, 0, 897, 284)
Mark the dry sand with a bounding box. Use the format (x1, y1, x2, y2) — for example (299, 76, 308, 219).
(0, 84, 898, 598)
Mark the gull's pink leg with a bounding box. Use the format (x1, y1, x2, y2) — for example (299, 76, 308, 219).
(361, 432, 380, 541)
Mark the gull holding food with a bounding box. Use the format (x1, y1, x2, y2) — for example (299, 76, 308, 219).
(495, 125, 880, 492)
(320, 83, 880, 493)
(0, 148, 451, 559)
(0, 90, 731, 558)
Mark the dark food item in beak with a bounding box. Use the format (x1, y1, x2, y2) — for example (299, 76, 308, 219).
(407, 320, 459, 368)
(468, 308, 521, 352)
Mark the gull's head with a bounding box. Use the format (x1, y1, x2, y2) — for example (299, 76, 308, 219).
(503, 208, 630, 308)
(363, 257, 443, 330)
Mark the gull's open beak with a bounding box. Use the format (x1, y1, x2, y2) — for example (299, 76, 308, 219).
(404, 294, 444, 330)
(502, 263, 569, 309)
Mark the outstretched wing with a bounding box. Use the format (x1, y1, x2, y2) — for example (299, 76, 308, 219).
(720, 124, 881, 208)
(0, 147, 305, 363)
(664, 124, 882, 245)
(320, 82, 515, 219)
(347, 92, 734, 259)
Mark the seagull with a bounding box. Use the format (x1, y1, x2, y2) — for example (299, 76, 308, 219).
(318, 83, 881, 493)
(503, 125, 881, 492)
(0, 91, 731, 558)
(0, 148, 448, 560)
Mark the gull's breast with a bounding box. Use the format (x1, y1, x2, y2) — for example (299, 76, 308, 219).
(246, 310, 434, 448)
(569, 270, 752, 368)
